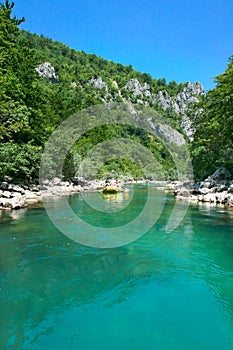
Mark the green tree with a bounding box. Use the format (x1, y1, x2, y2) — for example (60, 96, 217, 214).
(191, 56, 233, 179)
(0, 1, 45, 180)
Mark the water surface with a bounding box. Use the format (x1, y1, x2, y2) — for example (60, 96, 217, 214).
(0, 188, 233, 349)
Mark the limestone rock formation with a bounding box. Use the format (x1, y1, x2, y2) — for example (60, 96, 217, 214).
(156, 90, 180, 113)
(175, 82, 204, 113)
(35, 62, 59, 83)
(156, 82, 204, 139)
(174, 167, 233, 208)
(125, 79, 151, 97)
(122, 78, 203, 138)
(156, 82, 204, 114)
(84, 76, 202, 140)
(88, 76, 108, 91)
(157, 124, 186, 146)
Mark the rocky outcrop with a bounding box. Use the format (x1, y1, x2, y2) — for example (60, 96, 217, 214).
(156, 82, 204, 139)
(174, 168, 233, 208)
(156, 82, 204, 114)
(122, 79, 203, 139)
(35, 62, 59, 83)
(175, 82, 204, 113)
(177, 82, 204, 139)
(0, 184, 41, 210)
(156, 90, 180, 113)
(125, 79, 151, 97)
(157, 124, 186, 146)
(88, 76, 108, 92)
(82, 76, 202, 139)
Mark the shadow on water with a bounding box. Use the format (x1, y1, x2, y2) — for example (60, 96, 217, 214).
(0, 190, 233, 349)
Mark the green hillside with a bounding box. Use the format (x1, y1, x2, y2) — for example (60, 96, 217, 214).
(21, 30, 187, 125)
(0, 1, 232, 182)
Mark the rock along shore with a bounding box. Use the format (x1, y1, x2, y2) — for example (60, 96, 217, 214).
(0, 176, 151, 210)
(173, 167, 233, 209)
(0, 168, 232, 210)
(0, 177, 103, 210)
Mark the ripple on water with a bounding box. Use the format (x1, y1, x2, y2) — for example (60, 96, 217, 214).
(0, 191, 233, 350)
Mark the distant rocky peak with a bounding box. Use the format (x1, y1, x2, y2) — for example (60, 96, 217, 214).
(125, 79, 151, 96)
(35, 62, 59, 83)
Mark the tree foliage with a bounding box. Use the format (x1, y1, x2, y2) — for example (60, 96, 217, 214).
(0, 1, 47, 180)
(191, 57, 233, 179)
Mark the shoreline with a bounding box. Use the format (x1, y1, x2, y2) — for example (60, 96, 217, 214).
(173, 168, 233, 210)
(0, 178, 179, 210)
(0, 171, 232, 211)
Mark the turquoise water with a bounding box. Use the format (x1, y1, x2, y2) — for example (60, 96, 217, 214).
(1, 188, 233, 349)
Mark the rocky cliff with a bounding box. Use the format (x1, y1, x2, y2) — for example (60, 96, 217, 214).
(125, 78, 151, 97)
(86, 77, 204, 138)
(36, 62, 203, 138)
(159, 83, 203, 138)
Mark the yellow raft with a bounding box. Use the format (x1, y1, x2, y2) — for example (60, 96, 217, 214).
(102, 186, 122, 194)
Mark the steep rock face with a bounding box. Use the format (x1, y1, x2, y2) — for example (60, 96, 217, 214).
(125, 79, 151, 97)
(35, 62, 59, 83)
(58, 70, 203, 139)
(156, 82, 204, 114)
(156, 82, 204, 139)
(122, 79, 203, 139)
(156, 90, 180, 113)
(178, 82, 204, 139)
(113, 79, 204, 138)
(146, 117, 186, 146)
(123, 80, 203, 116)
(175, 82, 204, 113)
(157, 124, 186, 146)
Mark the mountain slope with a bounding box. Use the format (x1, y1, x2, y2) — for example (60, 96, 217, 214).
(22, 30, 203, 133)
(0, 2, 204, 182)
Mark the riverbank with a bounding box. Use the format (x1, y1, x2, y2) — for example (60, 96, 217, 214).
(173, 168, 233, 209)
(0, 177, 170, 210)
(0, 177, 102, 210)
(0, 168, 232, 210)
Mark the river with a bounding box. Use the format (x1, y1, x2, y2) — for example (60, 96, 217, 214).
(0, 187, 233, 349)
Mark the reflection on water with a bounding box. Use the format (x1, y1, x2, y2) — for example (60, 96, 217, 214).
(0, 190, 233, 349)
(71, 187, 150, 228)
(102, 191, 130, 204)
(86, 190, 133, 214)
(0, 207, 28, 222)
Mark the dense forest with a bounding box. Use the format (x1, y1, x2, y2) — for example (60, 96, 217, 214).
(0, 1, 232, 182)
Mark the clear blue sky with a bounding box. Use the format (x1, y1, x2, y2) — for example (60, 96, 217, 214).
(12, 0, 233, 91)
